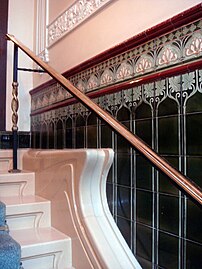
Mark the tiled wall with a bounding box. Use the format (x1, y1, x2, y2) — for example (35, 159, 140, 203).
(30, 6, 202, 269)
(0, 132, 30, 149)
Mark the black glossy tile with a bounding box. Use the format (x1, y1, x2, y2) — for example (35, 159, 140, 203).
(136, 256, 152, 269)
(187, 157, 202, 188)
(136, 223, 152, 263)
(117, 153, 131, 186)
(187, 199, 202, 244)
(159, 194, 179, 235)
(117, 216, 131, 247)
(159, 232, 178, 269)
(136, 190, 152, 226)
(186, 113, 202, 156)
(136, 155, 152, 190)
(66, 128, 73, 148)
(41, 124, 48, 149)
(158, 116, 178, 155)
(186, 240, 202, 269)
(117, 186, 131, 219)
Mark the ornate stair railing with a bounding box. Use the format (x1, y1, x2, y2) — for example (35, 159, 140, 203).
(6, 34, 202, 206)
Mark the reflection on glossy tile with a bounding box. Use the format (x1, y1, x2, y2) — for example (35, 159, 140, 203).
(136, 190, 152, 226)
(159, 194, 179, 235)
(117, 153, 131, 186)
(117, 186, 131, 219)
(159, 232, 178, 269)
(117, 216, 131, 247)
(187, 199, 202, 244)
(136, 223, 152, 263)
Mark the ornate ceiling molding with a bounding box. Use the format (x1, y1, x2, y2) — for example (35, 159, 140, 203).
(47, 0, 113, 47)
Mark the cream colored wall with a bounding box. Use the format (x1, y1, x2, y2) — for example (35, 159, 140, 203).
(34, 0, 202, 87)
(6, 0, 34, 131)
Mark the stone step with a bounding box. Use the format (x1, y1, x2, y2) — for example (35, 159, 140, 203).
(0, 171, 35, 197)
(1, 195, 51, 230)
(10, 227, 72, 269)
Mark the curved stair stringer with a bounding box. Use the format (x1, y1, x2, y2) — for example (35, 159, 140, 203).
(64, 148, 142, 269)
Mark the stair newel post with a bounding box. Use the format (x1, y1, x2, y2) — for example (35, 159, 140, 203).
(9, 44, 21, 173)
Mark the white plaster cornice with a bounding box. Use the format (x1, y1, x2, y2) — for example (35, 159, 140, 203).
(47, 0, 113, 47)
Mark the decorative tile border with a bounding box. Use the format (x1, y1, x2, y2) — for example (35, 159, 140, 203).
(30, 4, 202, 113)
(47, 0, 114, 47)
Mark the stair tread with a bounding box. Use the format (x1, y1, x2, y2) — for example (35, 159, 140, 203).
(10, 227, 70, 247)
(1, 195, 49, 206)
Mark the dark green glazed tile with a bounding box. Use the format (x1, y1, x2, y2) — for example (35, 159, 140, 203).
(87, 112, 97, 125)
(158, 97, 178, 117)
(41, 124, 48, 149)
(187, 199, 202, 244)
(136, 223, 152, 263)
(75, 126, 85, 148)
(186, 113, 202, 156)
(135, 119, 152, 147)
(187, 157, 202, 188)
(87, 125, 97, 148)
(186, 240, 202, 269)
(117, 107, 131, 121)
(135, 102, 152, 120)
(66, 128, 72, 148)
(159, 156, 179, 195)
(186, 91, 202, 113)
(117, 216, 131, 247)
(56, 120, 63, 149)
(117, 186, 131, 220)
(136, 155, 152, 190)
(136, 190, 152, 226)
(117, 153, 131, 186)
(159, 194, 179, 235)
(48, 123, 54, 149)
(158, 116, 178, 155)
(158, 232, 178, 269)
(101, 124, 112, 148)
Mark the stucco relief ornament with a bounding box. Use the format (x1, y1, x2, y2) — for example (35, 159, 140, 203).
(47, 0, 113, 47)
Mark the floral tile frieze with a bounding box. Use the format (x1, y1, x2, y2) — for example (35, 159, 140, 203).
(47, 0, 114, 47)
(32, 19, 202, 112)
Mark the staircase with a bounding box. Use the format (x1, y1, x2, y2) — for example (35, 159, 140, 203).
(0, 170, 73, 269)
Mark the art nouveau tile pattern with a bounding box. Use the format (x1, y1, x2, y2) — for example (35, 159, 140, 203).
(31, 69, 202, 268)
(31, 19, 202, 112)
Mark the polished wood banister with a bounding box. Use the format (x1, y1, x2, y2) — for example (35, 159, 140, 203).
(6, 34, 202, 205)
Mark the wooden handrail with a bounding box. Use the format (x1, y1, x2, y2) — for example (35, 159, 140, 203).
(6, 34, 202, 206)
